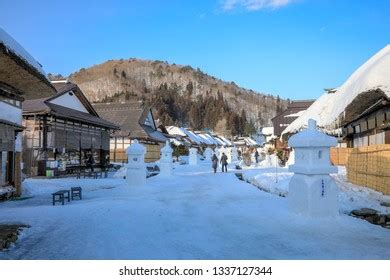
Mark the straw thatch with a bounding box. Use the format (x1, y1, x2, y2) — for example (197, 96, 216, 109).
(0, 44, 56, 99)
(342, 89, 389, 126)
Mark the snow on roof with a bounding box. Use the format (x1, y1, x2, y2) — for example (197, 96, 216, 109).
(282, 93, 334, 135)
(261, 127, 274, 135)
(283, 45, 390, 135)
(198, 133, 219, 145)
(0, 27, 47, 78)
(218, 136, 233, 146)
(244, 137, 260, 146)
(185, 130, 203, 145)
(213, 136, 227, 146)
(166, 126, 187, 137)
(284, 110, 306, 118)
(169, 138, 184, 146)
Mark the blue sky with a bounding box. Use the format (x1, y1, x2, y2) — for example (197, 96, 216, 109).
(0, 0, 389, 100)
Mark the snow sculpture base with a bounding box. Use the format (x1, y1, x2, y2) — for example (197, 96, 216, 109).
(204, 147, 213, 161)
(159, 162, 172, 177)
(160, 140, 173, 176)
(231, 147, 238, 163)
(289, 174, 338, 218)
(126, 140, 146, 187)
(189, 148, 198, 166)
(126, 166, 146, 187)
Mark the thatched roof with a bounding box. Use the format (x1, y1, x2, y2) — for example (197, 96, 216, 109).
(93, 102, 167, 143)
(343, 89, 389, 126)
(0, 29, 56, 99)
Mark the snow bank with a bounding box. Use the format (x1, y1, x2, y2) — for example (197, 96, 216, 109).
(243, 166, 390, 215)
(22, 178, 124, 197)
(259, 154, 280, 167)
(244, 168, 292, 197)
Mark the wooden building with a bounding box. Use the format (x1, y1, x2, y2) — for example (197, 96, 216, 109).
(272, 100, 315, 137)
(22, 81, 118, 176)
(93, 102, 167, 163)
(343, 89, 390, 147)
(1, 28, 56, 196)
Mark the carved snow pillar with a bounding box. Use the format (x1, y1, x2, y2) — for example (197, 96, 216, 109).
(160, 140, 173, 176)
(288, 119, 339, 217)
(189, 147, 198, 166)
(126, 140, 146, 186)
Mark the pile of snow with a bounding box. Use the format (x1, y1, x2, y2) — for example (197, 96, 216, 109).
(259, 154, 280, 167)
(244, 168, 292, 197)
(243, 166, 390, 215)
(22, 178, 124, 197)
(283, 45, 390, 135)
(0, 27, 47, 77)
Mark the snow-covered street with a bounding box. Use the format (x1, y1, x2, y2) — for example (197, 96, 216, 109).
(0, 163, 389, 260)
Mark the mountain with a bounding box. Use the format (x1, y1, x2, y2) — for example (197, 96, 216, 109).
(65, 58, 288, 134)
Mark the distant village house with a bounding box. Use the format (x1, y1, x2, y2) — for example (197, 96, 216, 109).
(93, 102, 167, 163)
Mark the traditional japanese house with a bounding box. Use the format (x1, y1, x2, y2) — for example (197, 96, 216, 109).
(22, 81, 118, 176)
(93, 102, 167, 163)
(343, 89, 390, 147)
(272, 100, 315, 137)
(1, 28, 56, 196)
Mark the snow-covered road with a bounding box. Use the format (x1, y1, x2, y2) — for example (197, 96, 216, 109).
(0, 164, 389, 259)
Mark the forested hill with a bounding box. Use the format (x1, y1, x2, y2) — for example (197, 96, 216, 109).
(56, 59, 288, 135)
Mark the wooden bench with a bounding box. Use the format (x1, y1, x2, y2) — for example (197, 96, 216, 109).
(52, 190, 70, 206)
(71, 187, 82, 200)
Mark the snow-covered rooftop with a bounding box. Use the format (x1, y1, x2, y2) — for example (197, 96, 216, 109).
(283, 45, 390, 135)
(284, 110, 306, 118)
(0, 27, 47, 78)
(261, 127, 274, 136)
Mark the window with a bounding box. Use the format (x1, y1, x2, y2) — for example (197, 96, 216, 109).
(354, 125, 361, 134)
(0, 151, 11, 187)
(0, 96, 22, 108)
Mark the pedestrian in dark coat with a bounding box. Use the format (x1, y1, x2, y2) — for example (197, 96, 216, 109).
(255, 150, 259, 163)
(87, 154, 95, 172)
(212, 154, 218, 173)
(220, 152, 228, 173)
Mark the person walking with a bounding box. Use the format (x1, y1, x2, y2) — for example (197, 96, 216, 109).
(212, 154, 218, 173)
(87, 153, 95, 172)
(255, 150, 259, 164)
(220, 152, 228, 173)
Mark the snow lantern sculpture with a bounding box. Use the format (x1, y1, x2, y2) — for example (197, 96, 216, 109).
(126, 140, 147, 186)
(160, 140, 173, 176)
(286, 149, 295, 166)
(288, 119, 339, 218)
(231, 146, 239, 162)
(189, 147, 198, 165)
(204, 147, 213, 161)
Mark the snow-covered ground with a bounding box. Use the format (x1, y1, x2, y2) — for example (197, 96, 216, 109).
(242, 165, 390, 215)
(0, 163, 389, 260)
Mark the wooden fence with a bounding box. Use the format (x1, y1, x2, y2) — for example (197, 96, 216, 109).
(342, 144, 390, 195)
(330, 147, 352, 166)
(110, 143, 162, 163)
(330, 145, 390, 195)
